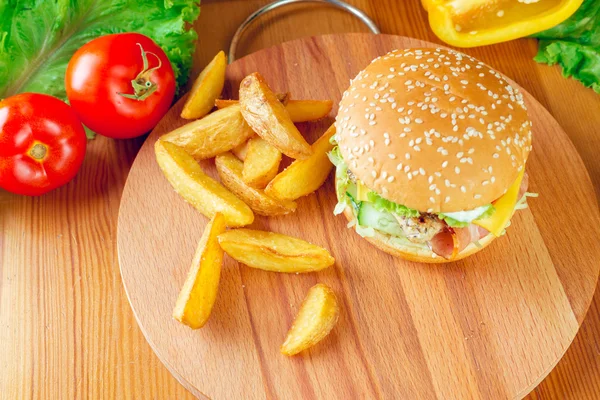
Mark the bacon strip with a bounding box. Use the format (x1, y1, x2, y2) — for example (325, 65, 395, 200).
(430, 171, 528, 260)
(430, 224, 488, 260)
(429, 230, 456, 259)
(518, 171, 529, 200)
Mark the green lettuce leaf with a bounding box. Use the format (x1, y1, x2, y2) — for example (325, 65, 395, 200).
(439, 204, 495, 228)
(0, 0, 201, 101)
(438, 215, 470, 228)
(329, 146, 351, 208)
(532, 0, 600, 93)
(367, 191, 420, 218)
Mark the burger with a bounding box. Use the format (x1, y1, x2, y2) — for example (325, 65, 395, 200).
(330, 48, 535, 263)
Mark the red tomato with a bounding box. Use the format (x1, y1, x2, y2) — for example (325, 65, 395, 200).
(65, 33, 176, 139)
(0, 93, 87, 196)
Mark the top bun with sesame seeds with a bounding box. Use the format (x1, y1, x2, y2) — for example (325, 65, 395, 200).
(335, 47, 532, 213)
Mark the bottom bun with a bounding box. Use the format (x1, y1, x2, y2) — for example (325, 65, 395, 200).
(343, 207, 496, 264)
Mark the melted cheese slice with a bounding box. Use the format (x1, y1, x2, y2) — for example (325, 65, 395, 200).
(356, 181, 371, 202)
(473, 169, 525, 237)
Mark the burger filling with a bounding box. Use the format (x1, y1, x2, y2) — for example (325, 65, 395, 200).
(329, 146, 536, 259)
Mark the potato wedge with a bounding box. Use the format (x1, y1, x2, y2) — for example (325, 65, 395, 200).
(216, 99, 332, 123)
(215, 152, 296, 216)
(173, 213, 226, 329)
(285, 100, 333, 122)
(239, 73, 312, 159)
(218, 229, 334, 273)
(243, 137, 282, 188)
(161, 104, 254, 160)
(181, 51, 226, 119)
(214, 99, 238, 109)
(265, 124, 335, 201)
(277, 92, 291, 106)
(155, 140, 254, 227)
(232, 139, 251, 161)
(281, 283, 340, 356)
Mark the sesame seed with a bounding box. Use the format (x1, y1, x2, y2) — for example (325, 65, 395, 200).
(415, 118, 423, 124)
(396, 163, 403, 170)
(474, 194, 482, 199)
(381, 171, 388, 179)
(387, 176, 395, 183)
(460, 186, 466, 193)
(414, 146, 421, 151)
(405, 153, 411, 160)
(419, 167, 426, 175)
(444, 196, 450, 203)
(455, 166, 461, 174)
(430, 197, 436, 203)
(371, 171, 377, 178)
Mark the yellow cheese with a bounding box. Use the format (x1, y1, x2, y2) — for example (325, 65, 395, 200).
(473, 169, 525, 237)
(356, 181, 371, 202)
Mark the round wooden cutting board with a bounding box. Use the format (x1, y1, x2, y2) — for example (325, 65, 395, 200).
(117, 34, 600, 399)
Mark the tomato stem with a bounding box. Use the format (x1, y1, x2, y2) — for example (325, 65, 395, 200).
(118, 43, 163, 101)
(29, 143, 47, 161)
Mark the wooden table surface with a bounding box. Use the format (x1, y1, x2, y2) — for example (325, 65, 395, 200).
(1, 1, 599, 399)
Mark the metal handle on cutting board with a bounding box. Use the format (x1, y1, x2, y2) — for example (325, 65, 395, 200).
(228, 0, 380, 63)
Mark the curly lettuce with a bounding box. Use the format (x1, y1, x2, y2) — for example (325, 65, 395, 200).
(0, 0, 201, 101)
(532, 0, 600, 93)
(366, 191, 420, 218)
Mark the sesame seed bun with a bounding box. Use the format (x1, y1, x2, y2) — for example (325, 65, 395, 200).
(335, 48, 532, 213)
(342, 207, 496, 263)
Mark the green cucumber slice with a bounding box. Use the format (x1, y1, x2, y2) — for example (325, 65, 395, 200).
(357, 202, 405, 237)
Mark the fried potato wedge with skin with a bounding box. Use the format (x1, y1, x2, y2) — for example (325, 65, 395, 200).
(216, 99, 332, 123)
(232, 139, 251, 161)
(214, 99, 237, 109)
(243, 137, 282, 188)
(276, 92, 291, 105)
(281, 283, 340, 356)
(218, 229, 335, 273)
(265, 124, 335, 201)
(285, 100, 333, 122)
(173, 213, 226, 329)
(155, 140, 254, 227)
(161, 104, 254, 160)
(181, 51, 227, 119)
(215, 152, 296, 216)
(239, 73, 312, 159)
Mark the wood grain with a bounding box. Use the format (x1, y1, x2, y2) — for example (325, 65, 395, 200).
(118, 34, 600, 399)
(2, 1, 600, 399)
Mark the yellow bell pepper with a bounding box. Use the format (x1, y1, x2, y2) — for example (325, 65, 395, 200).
(473, 168, 524, 236)
(422, 0, 583, 47)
